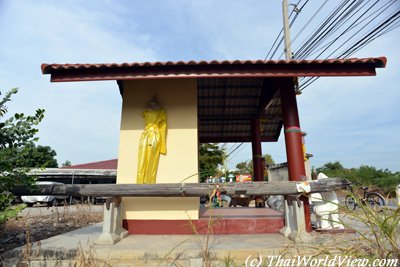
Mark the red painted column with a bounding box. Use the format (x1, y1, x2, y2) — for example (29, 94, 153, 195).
(279, 78, 312, 232)
(251, 118, 263, 182)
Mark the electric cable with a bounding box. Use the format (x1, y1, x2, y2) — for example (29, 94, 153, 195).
(296, 0, 400, 91)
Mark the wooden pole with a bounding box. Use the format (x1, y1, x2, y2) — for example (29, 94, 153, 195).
(279, 77, 312, 232)
(12, 178, 350, 197)
(282, 0, 293, 60)
(251, 118, 263, 182)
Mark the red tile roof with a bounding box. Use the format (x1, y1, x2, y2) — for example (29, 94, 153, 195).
(62, 159, 118, 170)
(41, 57, 386, 72)
(41, 57, 387, 82)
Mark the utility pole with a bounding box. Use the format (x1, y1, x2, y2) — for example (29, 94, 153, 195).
(282, 0, 292, 60)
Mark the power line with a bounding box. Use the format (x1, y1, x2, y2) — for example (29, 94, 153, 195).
(294, 0, 400, 91)
(294, 0, 351, 59)
(306, 0, 391, 58)
(296, 0, 360, 59)
(311, 0, 380, 59)
(321, 1, 397, 60)
(227, 143, 244, 157)
(228, 143, 246, 161)
(340, 10, 400, 57)
(291, 0, 330, 46)
(295, 0, 398, 60)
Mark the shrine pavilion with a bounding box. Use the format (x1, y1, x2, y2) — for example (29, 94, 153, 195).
(42, 57, 386, 234)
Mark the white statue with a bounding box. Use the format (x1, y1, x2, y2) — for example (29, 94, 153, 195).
(396, 184, 400, 207)
(312, 173, 344, 230)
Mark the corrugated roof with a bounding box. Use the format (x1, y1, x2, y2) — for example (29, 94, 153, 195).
(30, 168, 117, 176)
(62, 159, 118, 170)
(41, 57, 386, 82)
(42, 57, 386, 73)
(198, 77, 282, 142)
(41, 57, 387, 143)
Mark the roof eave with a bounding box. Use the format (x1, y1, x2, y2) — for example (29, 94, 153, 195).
(41, 57, 387, 83)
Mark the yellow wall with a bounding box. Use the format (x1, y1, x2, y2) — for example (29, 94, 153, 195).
(117, 79, 199, 220)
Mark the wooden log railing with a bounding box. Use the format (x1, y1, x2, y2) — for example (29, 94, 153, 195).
(11, 178, 350, 197)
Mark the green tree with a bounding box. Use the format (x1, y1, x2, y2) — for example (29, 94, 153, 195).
(199, 143, 225, 182)
(62, 160, 72, 167)
(316, 161, 345, 175)
(264, 154, 275, 166)
(0, 143, 58, 169)
(235, 160, 252, 175)
(316, 161, 399, 193)
(235, 154, 275, 175)
(0, 88, 45, 223)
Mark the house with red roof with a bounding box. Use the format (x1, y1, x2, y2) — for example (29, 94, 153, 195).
(31, 159, 117, 185)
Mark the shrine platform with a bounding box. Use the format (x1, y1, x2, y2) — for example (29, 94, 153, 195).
(123, 207, 284, 235)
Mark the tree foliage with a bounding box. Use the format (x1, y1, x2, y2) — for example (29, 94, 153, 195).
(235, 154, 275, 175)
(0, 88, 45, 223)
(62, 160, 72, 167)
(0, 143, 58, 170)
(198, 143, 225, 182)
(316, 161, 400, 193)
(235, 161, 252, 175)
(0, 89, 44, 149)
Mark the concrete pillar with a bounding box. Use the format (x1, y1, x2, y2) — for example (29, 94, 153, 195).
(280, 196, 313, 243)
(114, 202, 129, 238)
(279, 199, 293, 237)
(95, 202, 121, 245)
(288, 198, 313, 242)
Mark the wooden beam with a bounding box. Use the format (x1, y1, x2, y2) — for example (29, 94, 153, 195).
(199, 120, 277, 126)
(251, 118, 263, 182)
(13, 178, 350, 197)
(199, 136, 276, 143)
(274, 120, 284, 141)
(198, 115, 255, 121)
(198, 95, 259, 99)
(198, 104, 258, 109)
(257, 78, 279, 116)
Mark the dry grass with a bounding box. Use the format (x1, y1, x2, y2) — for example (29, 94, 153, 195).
(5, 191, 399, 266)
(340, 193, 400, 259)
(74, 241, 112, 267)
(0, 203, 103, 254)
(276, 191, 400, 265)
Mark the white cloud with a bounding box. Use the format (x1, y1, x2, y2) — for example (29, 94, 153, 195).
(0, 1, 156, 165)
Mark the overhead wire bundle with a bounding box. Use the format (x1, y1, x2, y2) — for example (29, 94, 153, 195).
(265, 0, 400, 91)
(228, 1, 400, 168)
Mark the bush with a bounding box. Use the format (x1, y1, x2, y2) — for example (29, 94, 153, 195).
(0, 88, 44, 223)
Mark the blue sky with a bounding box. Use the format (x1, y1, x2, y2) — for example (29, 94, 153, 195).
(0, 1, 399, 171)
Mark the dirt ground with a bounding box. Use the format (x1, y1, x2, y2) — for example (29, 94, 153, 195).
(0, 204, 103, 254)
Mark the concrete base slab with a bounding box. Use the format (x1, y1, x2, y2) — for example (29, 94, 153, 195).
(1, 222, 291, 266)
(118, 228, 129, 239)
(1, 222, 358, 266)
(315, 228, 356, 234)
(95, 232, 121, 245)
(288, 230, 314, 243)
(279, 226, 291, 237)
